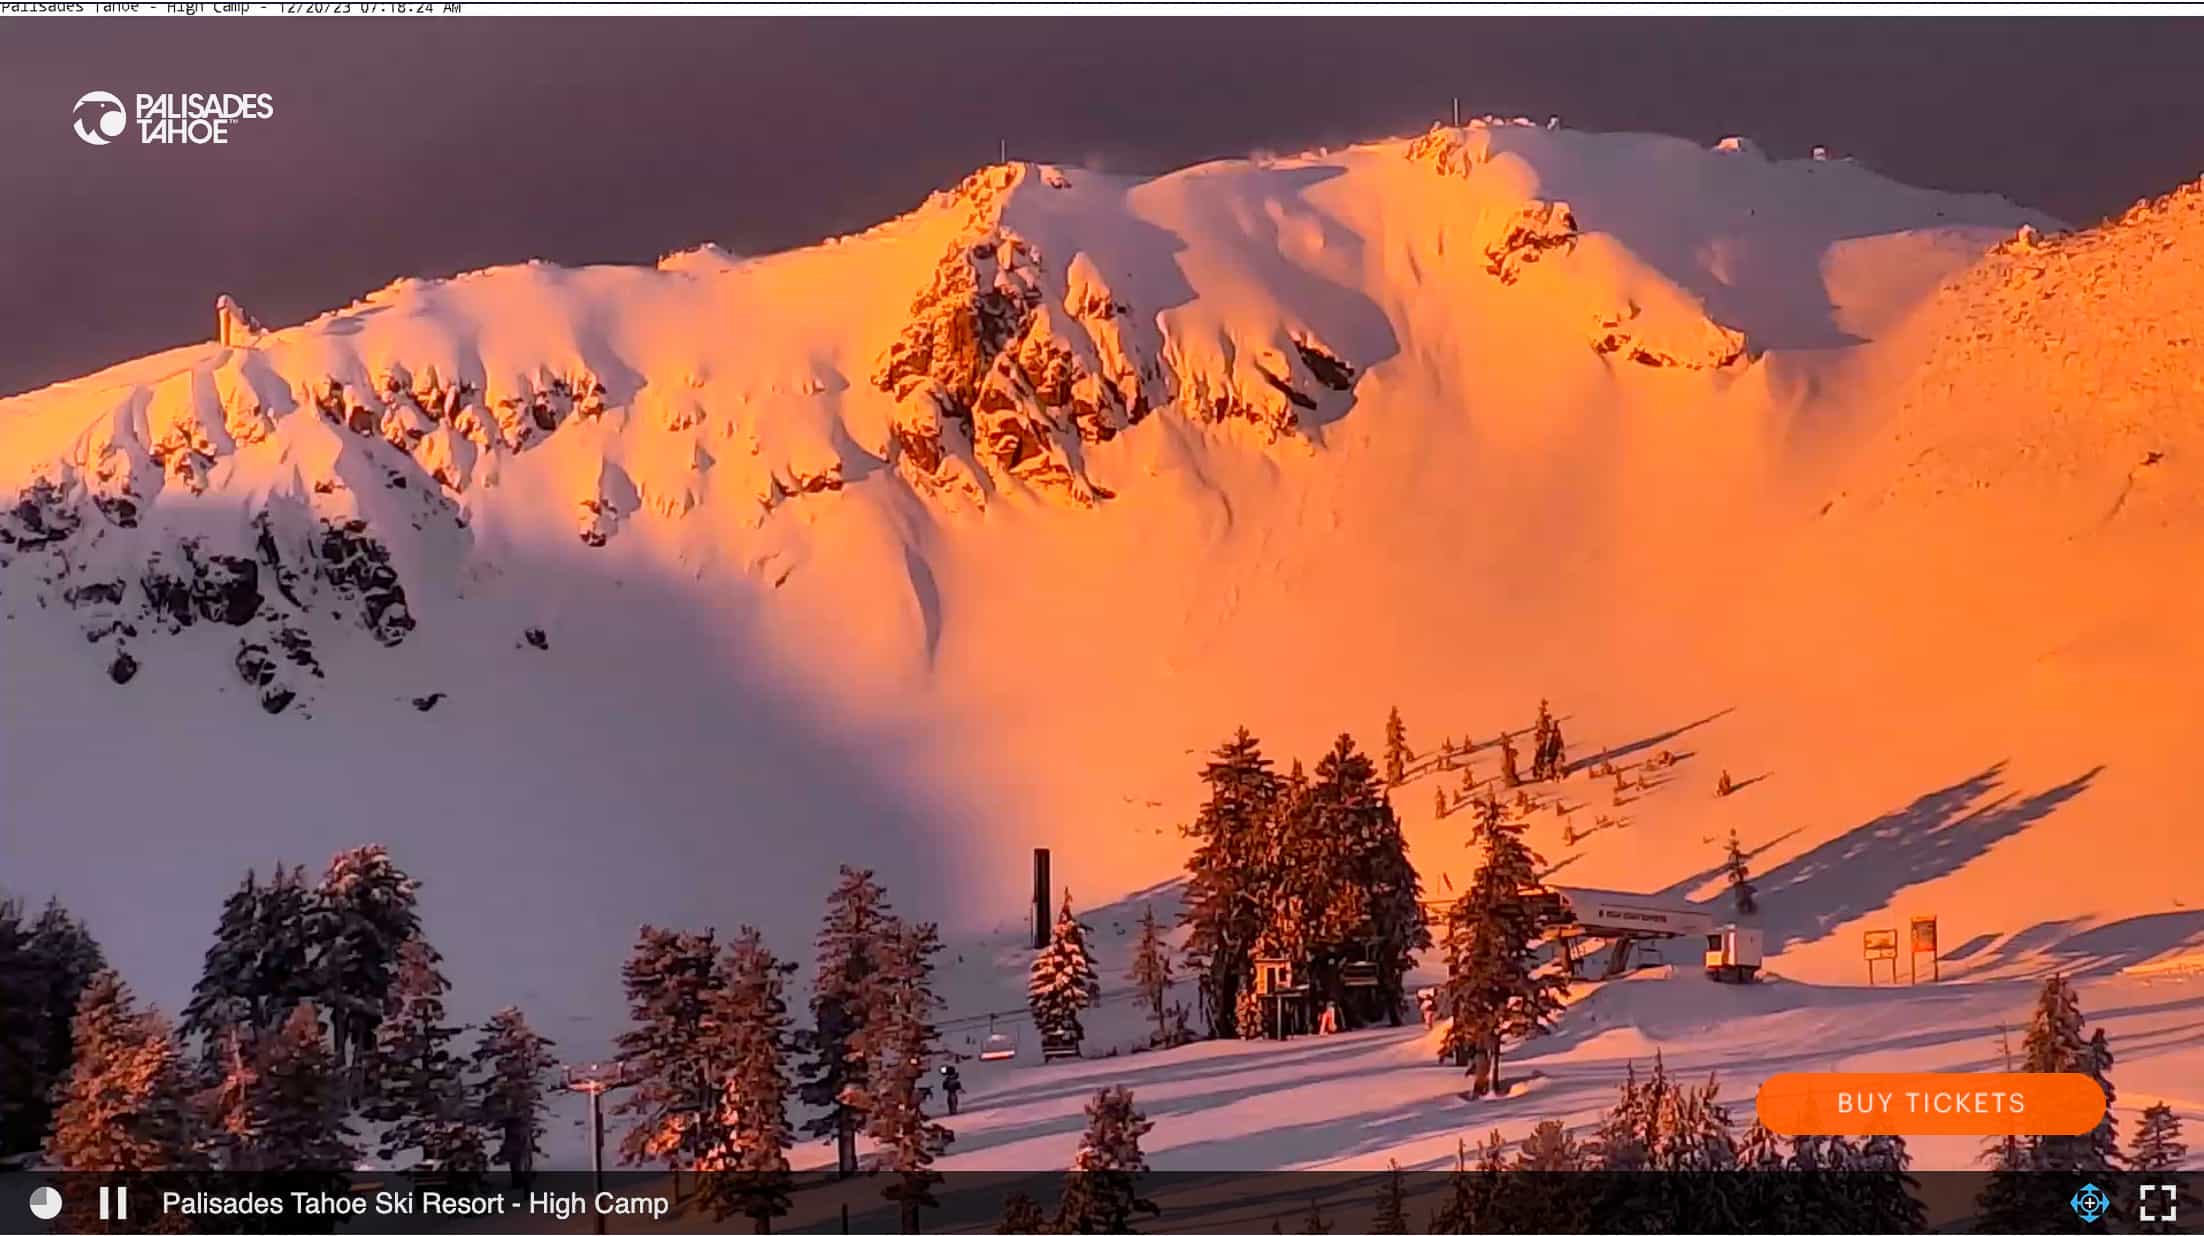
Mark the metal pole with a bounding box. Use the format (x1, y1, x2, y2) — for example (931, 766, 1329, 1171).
(590, 1087, 607, 1236)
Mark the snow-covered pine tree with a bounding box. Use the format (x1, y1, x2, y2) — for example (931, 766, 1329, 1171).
(1370, 1159, 1409, 1234)
(800, 865, 894, 1177)
(1126, 904, 1174, 1045)
(1054, 1086, 1157, 1234)
(1498, 732, 1521, 788)
(1029, 891, 1101, 1054)
(44, 970, 205, 1177)
(1382, 705, 1410, 787)
(1723, 828, 1757, 915)
(1542, 718, 1567, 781)
(2023, 973, 2120, 1172)
(697, 927, 797, 1233)
(1439, 797, 1564, 1094)
(1512, 1119, 1591, 1230)
(367, 936, 483, 1183)
(1179, 729, 1282, 1039)
(2128, 1102, 2187, 1171)
(1854, 1134, 1927, 1233)
(1434, 785, 1448, 821)
(313, 846, 424, 1090)
(865, 921, 952, 1233)
(614, 926, 728, 1175)
(468, 1007, 557, 1191)
(1515, 1118, 1585, 1170)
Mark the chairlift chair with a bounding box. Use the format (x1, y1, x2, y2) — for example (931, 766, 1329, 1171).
(978, 1016, 1018, 1062)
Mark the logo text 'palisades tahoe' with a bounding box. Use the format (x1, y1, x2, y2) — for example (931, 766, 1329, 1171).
(71, 91, 276, 145)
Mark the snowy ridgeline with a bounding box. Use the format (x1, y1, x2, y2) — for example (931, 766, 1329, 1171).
(0, 121, 2055, 714)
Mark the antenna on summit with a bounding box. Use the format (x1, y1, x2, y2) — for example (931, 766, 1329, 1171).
(1452, 97, 1461, 127)
(999, 137, 1008, 164)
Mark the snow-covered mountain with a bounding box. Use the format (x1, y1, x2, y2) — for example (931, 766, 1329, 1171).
(4, 121, 2199, 1171)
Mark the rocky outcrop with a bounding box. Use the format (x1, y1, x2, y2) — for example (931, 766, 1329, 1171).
(1485, 201, 1580, 285)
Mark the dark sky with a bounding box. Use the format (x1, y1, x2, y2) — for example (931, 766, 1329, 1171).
(5, 16, 2204, 398)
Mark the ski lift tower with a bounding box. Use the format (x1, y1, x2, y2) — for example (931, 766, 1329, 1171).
(565, 1060, 635, 1235)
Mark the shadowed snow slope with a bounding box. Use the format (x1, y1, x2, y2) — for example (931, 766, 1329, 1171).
(4, 123, 2200, 1170)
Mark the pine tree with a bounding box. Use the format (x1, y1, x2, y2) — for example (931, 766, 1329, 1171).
(1370, 1159, 1409, 1234)
(1180, 729, 1282, 1038)
(44, 970, 206, 1184)
(1127, 905, 1174, 1045)
(2128, 1102, 2187, 1172)
(996, 1191, 1050, 1234)
(1716, 769, 1734, 797)
(1055, 1086, 1157, 1234)
(1266, 735, 1427, 1028)
(25, 899, 105, 1152)
(368, 936, 481, 1181)
(697, 927, 797, 1233)
(1723, 828, 1757, 915)
(1382, 705, 1410, 787)
(468, 1007, 556, 1191)
(314, 846, 424, 1090)
(256, 1003, 358, 1175)
(201, 1003, 357, 1179)
(1511, 1120, 1590, 1230)
(2023, 974, 2119, 1172)
(184, 869, 270, 1056)
(1030, 891, 1101, 1053)
(1516, 1118, 1585, 1170)
(1974, 1026, 2036, 1233)
(1497, 732, 1520, 788)
(1439, 798, 1564, 1094)
(0, 901, 49, 1159)
(1296, 1199, 1332, 1234)
(800, 865, 895, 1177)
(614, 926, 728, 1175)
(1855, 1134, 1926, 1233)
(1528, 700, 1567, 781)
(865, 921, 952, 1233)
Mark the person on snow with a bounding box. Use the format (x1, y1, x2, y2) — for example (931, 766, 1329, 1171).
(939, 1062, 964, 1115)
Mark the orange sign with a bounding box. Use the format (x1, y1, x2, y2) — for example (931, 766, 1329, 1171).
(1757, 1072, 2106, 1137)
(1862, 929, 1898, 960)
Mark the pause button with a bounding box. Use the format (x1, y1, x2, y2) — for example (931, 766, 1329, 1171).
(98, 1185, 128, 1221)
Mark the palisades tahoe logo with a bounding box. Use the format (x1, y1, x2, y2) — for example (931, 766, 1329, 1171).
(71, 90, 275, 146)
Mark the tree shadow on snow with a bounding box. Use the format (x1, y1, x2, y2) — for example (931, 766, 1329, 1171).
(1748, 761, 2101, 953)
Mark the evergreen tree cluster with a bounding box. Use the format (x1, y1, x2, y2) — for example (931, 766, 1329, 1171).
(1416, 1058, 1923, 1234)
(1179, 727, 1430, 1039)
(25, 848, 560, 1199)
(1975, 974, 2162, 1232)
(613, 866, 956, 1232)
(0, 896, 105, 1162)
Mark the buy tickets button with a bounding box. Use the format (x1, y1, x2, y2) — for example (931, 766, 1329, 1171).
(1757, 1072, 2106, 1136)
